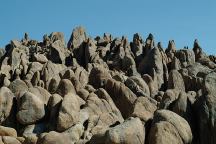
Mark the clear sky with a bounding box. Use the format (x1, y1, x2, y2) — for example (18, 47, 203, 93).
(0, 0, 215, 54)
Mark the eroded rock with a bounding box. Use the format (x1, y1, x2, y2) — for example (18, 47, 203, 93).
(0, 28, 215, 144)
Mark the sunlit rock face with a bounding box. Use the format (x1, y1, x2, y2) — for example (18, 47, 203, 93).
(0, 26, 215, 144)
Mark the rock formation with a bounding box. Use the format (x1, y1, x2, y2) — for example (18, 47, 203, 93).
(0, 26, 215, 144)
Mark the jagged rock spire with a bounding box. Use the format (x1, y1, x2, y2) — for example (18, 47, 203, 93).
(166, 40, 176, 53)
(193, 39, 205, 60)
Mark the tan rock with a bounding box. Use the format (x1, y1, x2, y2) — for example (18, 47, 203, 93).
(105, 78, 137, 118)
(153, 110, 192, 144)
(47, 94, 63, 131)
(9, 79, 28, 96)
(0, 87, 14, 124)
(28, 86, 51, 105)
(16, 137, 25, 143)
(56, 79, 76, 96)
(105, 117, 145, 144)
(149, 121, 183, 144)
(57, 93, 80, 131)
(0, 126, 17, 137)
(17, 92, 45, 125)
(2, 136, 21, 144)
(131, 97, 157, 122)
(89, 66, 111, 89)
(168, 69, 185, 91)
(37, 131, 71, 144)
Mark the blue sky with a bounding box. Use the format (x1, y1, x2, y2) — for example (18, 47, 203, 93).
(0, 0, 215, 54)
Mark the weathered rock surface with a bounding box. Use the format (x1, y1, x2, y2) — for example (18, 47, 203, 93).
(149, 110, 193, 144)
(37, 131, 71, 144)
(149, 121, 183, 144)
(16, 92, 45, 125)
(194, 72, 216, 144)
(131, 97, 157, 122)
(0, 27, 215, 143)
(90, 117, 145, 144)
(57, 93, 80, 132)
(0, 87, 14, 124)
(0, 126, 17, 137)
(105, 78, 137, 118)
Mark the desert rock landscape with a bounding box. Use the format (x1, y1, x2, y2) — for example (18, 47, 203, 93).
(0, 26, 216, 144)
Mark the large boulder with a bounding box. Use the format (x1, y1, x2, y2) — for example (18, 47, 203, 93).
(73, 66, 89, 88)
(149, 121, 183, 144)
(67, 26, 87, 66)
(33, 53, 48, 64)
(47, 93, 63, 131)
(25, 62, 43, 80)
(83, 88, 124, 122)
(56, 79, 76, 96)
(0, 126, 17, 137)
(1, 136, 21, 144)
(168, 70, 185, 91)
(37, 131, 71, 144)
(84, 38, 97, 65)
(131, 97, 157, 122)
(89, 66, 111, 89)
(171, 92, 191, 118)
(90, 117, 145, 144)
(105, 117, 144, 144)
(142, 74, 159, 98)
(7, 40, 29, 74)
(138, 47, 165, 90)
(149, 110, 192, 144)
(186, 62, 212, 77)
(62, 123, 84, 143)
(16, 92, 45, 125)
(41, 61, 66, 89)
(68, 26, 87, 50)
(105, 78, 137, 118)
(57, 93, 80, 131)
(95, 88, 124, 122)
(28, 86, 51, 105)
(195, 72, 216, 144)
(48, 40, 66, 64)
(0, 87, 14, 124)
(49, 32, 65, 44)
(125, 76, 150, 97)
(81, 90, 124, 139)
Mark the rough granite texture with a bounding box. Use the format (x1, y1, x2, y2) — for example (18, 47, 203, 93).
(0, 26, 215, 144)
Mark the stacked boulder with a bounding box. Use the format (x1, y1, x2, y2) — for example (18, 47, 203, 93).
(0, 26, 215, 144)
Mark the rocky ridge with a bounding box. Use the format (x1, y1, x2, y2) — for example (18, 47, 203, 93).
(0, 26, 216, 144)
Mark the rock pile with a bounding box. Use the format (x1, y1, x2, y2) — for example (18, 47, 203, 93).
(0, 26, 215, 144)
